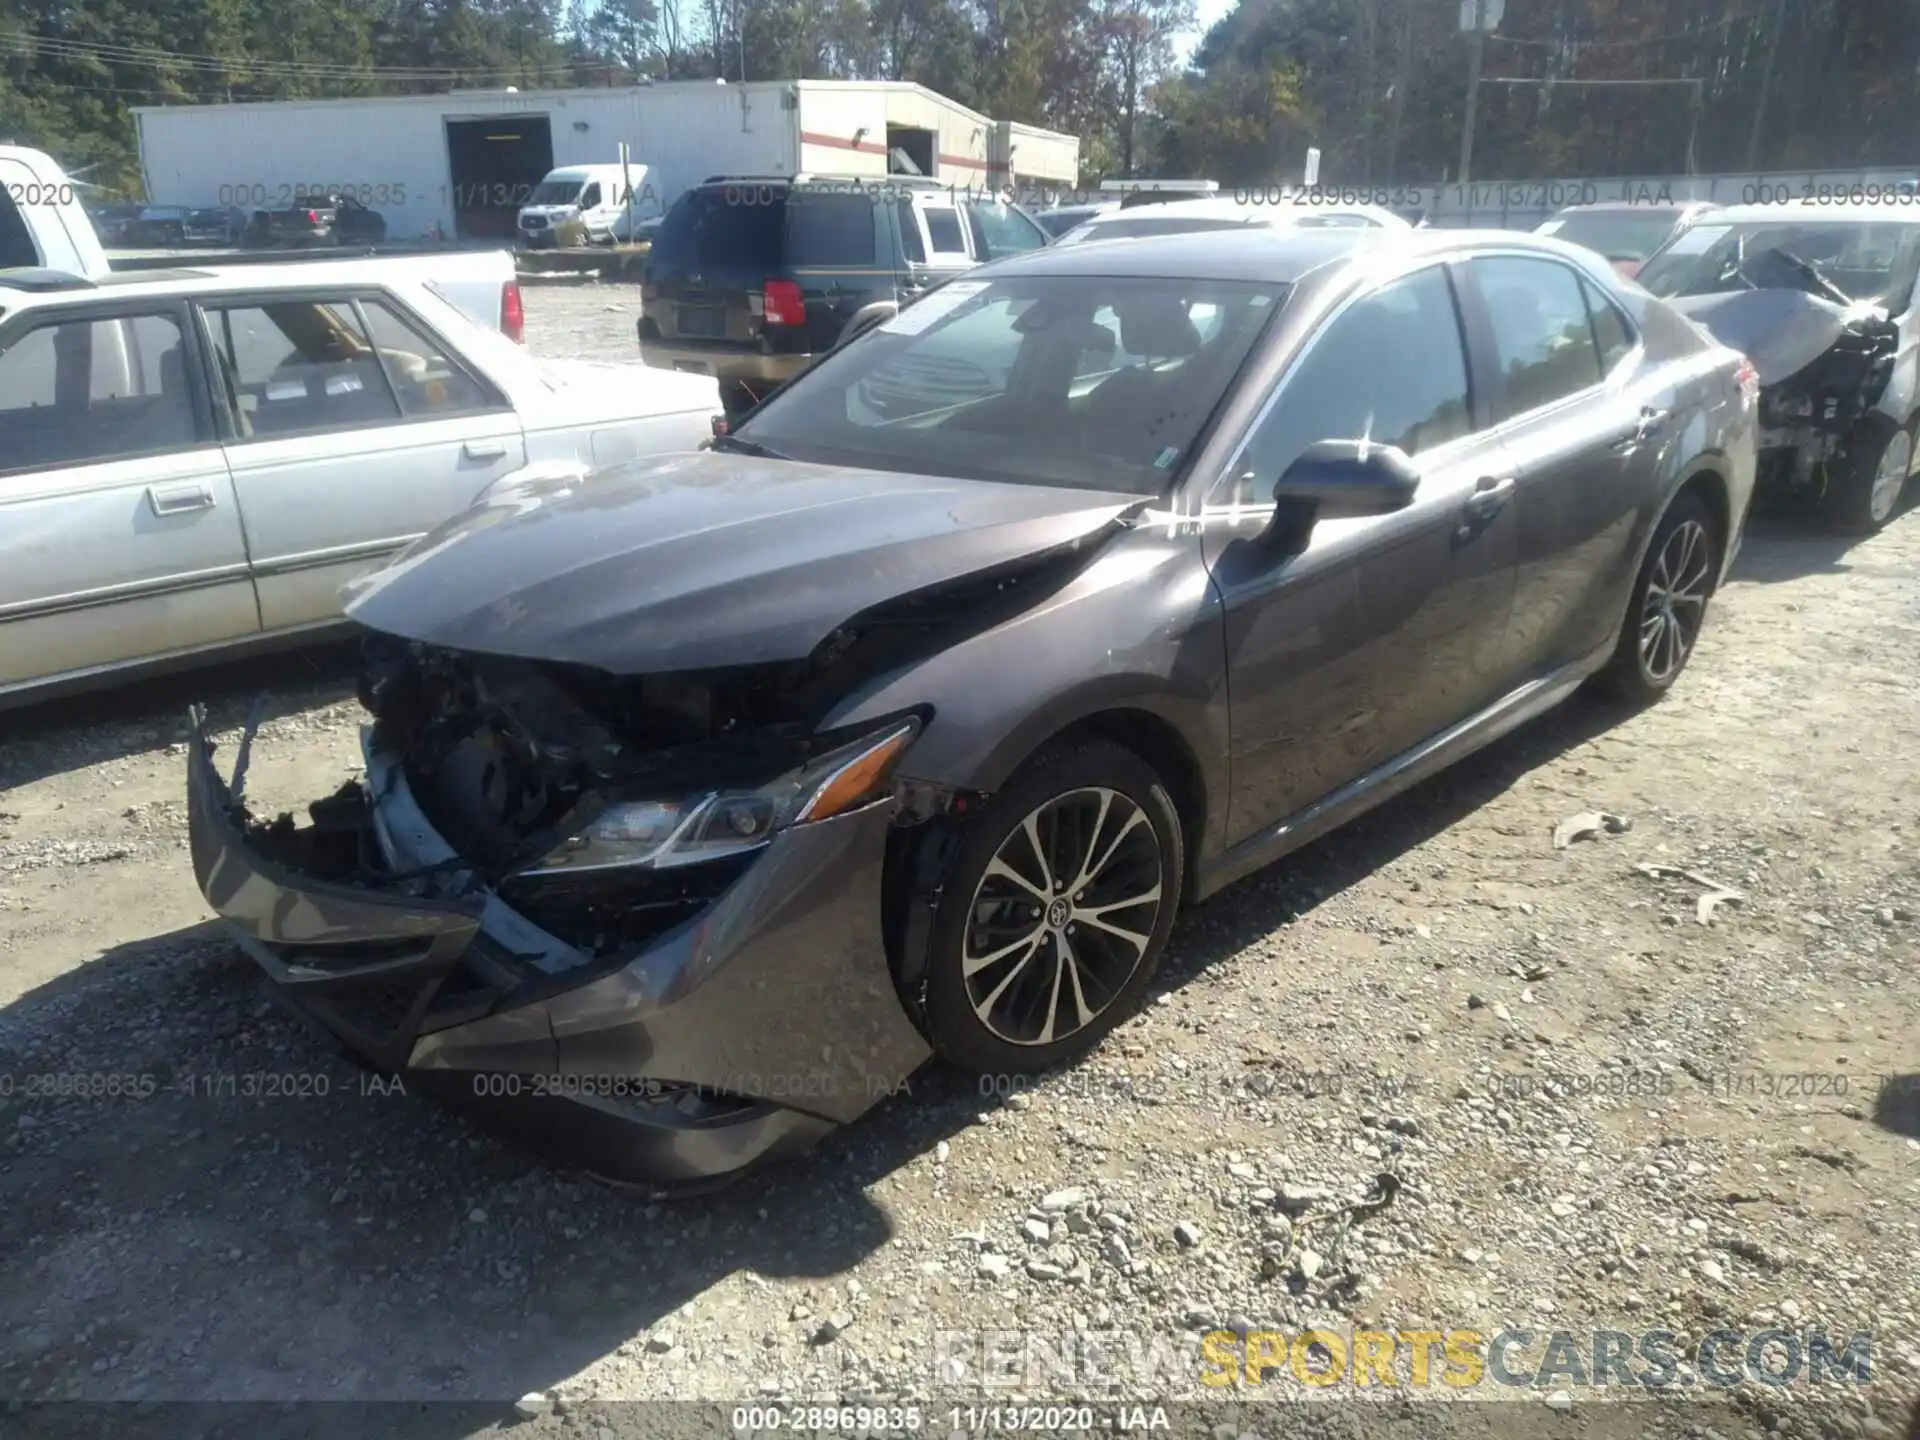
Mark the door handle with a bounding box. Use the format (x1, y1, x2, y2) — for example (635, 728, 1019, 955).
(147, 482, 215, 517)
(462, 440, 508, 461)
(1614, 406, 1671, 451)
(1461, 475, 1516, 522)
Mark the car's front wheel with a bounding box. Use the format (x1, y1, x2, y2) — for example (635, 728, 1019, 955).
(920, 739, 1184, 1077)
(1826, 418, 1913, 534)
(1597, 491, 1719, 706)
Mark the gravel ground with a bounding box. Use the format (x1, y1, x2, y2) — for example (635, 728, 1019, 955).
(2, 283, 1918, 1440)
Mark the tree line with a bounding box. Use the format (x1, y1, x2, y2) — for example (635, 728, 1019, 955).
(1, 0, 1915, 198)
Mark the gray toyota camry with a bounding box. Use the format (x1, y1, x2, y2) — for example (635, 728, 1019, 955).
(187, 226, 1759, 1191)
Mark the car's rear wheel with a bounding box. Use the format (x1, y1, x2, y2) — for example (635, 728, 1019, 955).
(1825, 419, 1913, 534)
(1596, 491, 1719, 706)
(920, 740, 1183, 1077)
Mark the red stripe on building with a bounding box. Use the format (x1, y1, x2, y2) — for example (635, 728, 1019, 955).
(799, 129, 1003, 176)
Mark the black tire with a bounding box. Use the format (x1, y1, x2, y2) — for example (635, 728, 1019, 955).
(1823, 417, 1913, 534)
(1596, 491, 1720, 706)
(920, 739, 1184, 1077)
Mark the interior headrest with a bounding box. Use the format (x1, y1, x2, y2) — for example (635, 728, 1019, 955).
(1116, 294, 1201, 358)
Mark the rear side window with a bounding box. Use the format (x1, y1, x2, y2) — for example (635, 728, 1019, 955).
(650, 187, 787, 270)
(786, 192, 875, 266)
(1473, 256, 1605, 417)
(1582, 277, 1635, 374)
(0, 311, 201, 473)
(207, 299, 401, 438)
(357, 298, 492, 416)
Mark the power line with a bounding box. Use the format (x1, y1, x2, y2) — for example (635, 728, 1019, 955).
(0, 32, 595, 83)
(1487, 9, 1759, 50)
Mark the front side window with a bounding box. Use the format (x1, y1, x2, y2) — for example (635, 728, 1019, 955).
(0, 311, 201, 474)
(578, 183, 602, 209)
(1473, 256, 1605, 418)
(1235, 266, 1472, 500)
(207, 299, 401, 438)
(965, 199, 1047, 260)
(735, 274, 1285, 493)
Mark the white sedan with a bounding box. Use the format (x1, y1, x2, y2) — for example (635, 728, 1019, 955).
(0, 258, 721, 706)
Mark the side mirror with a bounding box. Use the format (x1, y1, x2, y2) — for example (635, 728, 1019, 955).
(1269, 439, 1421, 521)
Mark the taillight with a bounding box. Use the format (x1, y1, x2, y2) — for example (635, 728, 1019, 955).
(305, 209, 319, 224)
(501, 280, 525, 344)
(762, 279, 805, 327)
(1735, 356, 1759, 401)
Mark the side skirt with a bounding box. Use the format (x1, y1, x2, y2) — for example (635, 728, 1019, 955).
(1193, 651, 1606, 903)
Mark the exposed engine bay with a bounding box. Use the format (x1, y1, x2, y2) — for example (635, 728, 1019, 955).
(224, 531, 1102, 959)
(1672, 287, 1901, 499)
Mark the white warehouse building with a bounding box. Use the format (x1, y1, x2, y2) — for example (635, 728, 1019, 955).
(133, 80, 1081, 241)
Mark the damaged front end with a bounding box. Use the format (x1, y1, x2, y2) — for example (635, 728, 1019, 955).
(184, 639, 949, 1189)
(1675, 289, 1900, 501)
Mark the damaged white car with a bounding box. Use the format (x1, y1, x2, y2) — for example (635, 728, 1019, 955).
(0, 261, 721, 705)
(1638, 203, 1920, 532)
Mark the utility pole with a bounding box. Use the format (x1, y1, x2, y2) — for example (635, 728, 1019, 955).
(1458, 0, 1488, 185)
(1745, 0, 1788, 171)
(1383, 0, 1416, 180)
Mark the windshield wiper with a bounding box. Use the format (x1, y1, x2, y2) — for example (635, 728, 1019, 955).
(709, 434, 791, 460)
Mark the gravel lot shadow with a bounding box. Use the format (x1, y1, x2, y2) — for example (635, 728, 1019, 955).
(0, 641, 361, 791)
(1151, 684, 1635, 987)
(1730, 511, 1910, 585)
(0, 910, 968, 1423)
(1873, 1074, 1920, 1141)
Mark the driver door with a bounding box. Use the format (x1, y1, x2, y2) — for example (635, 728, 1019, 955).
(1202, 262, 1522, 842)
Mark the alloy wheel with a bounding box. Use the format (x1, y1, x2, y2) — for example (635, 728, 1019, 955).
(961, 787, 1165, 1048)
(1638, 518, 1713, 685)
(1869, 429, 1913, 525)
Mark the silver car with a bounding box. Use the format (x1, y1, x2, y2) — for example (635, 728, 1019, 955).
(0, 261, 721, 705)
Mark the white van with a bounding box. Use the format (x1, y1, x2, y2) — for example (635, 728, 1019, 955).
(0, 146, 111, 278)
(516, 163, 660, 247)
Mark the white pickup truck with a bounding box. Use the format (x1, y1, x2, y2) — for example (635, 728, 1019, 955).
(2, 144, 522, 337)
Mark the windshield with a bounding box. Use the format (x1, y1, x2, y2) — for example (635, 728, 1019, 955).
(1537, 210, 1684, 262)
(734, 274, 1285, 494)
(527, 179, 584, 207)
(1638, 219, 1920, 306)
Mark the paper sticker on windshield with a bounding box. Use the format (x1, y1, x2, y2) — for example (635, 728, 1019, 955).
(1154, 446, 1180, 469)
(1536, 219, 1565, 235)
(1664, 224, 1730, 256)
(881, 281, 989, 336)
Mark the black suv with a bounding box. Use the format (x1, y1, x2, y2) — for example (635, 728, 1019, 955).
(638, 173, 1050, 415)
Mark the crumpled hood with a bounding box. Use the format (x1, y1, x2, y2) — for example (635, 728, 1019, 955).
(1671, 289, 1890, 387)
(343, 450, 1142, 673)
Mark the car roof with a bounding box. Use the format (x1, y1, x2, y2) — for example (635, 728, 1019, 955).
(973, 225, 1591, 284)
(0, 259, 437, 304)
(1697, 202, 1920, 225)
(1076, 195, 1410, 231)
(1550, 201, 1701, 216)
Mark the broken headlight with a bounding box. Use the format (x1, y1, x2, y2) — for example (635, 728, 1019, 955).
(523, 719, 920, 875)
